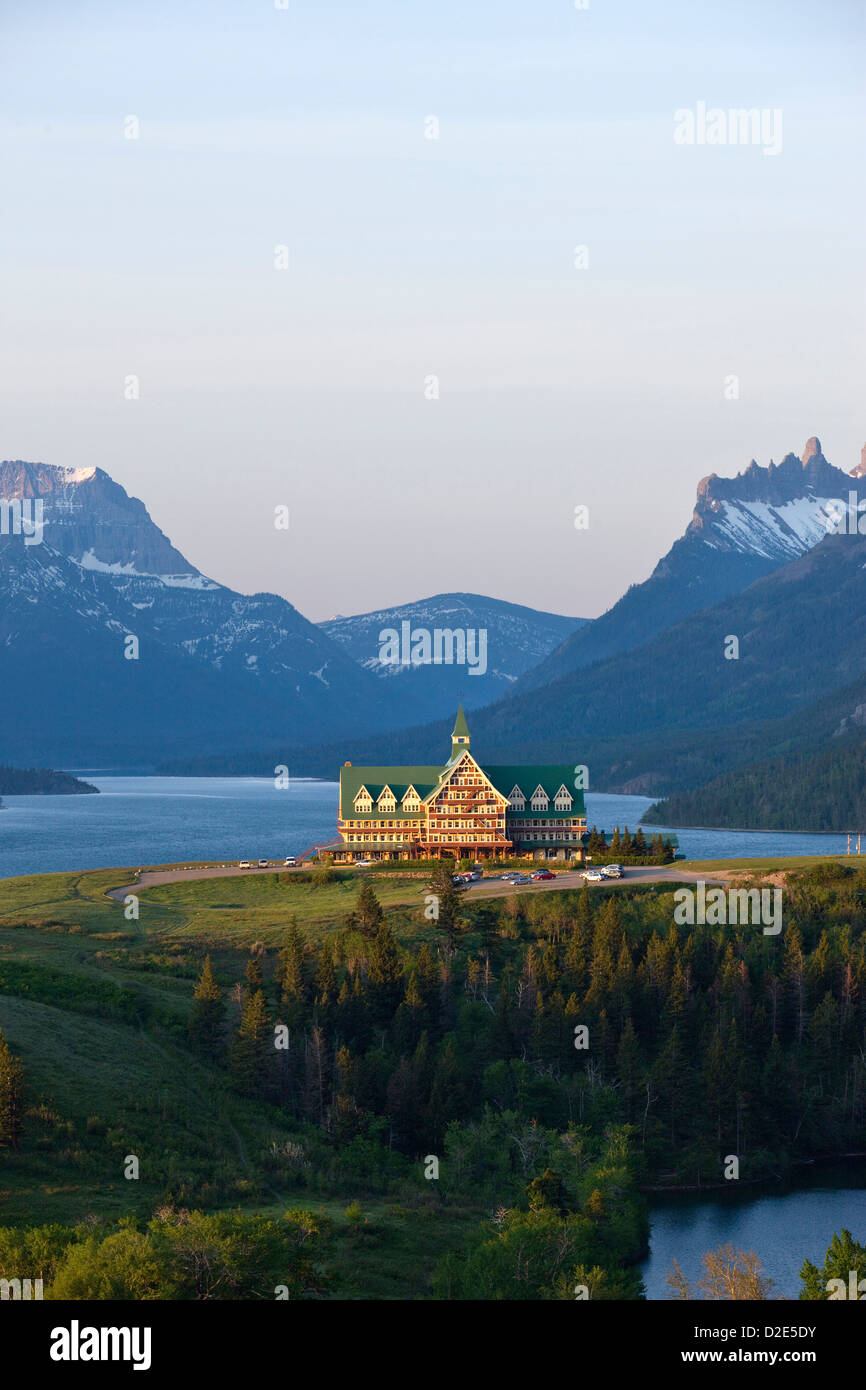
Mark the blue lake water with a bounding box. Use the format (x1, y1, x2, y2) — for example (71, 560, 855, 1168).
(0, 784, 857, 881)
(641, 1165, 866, 1300)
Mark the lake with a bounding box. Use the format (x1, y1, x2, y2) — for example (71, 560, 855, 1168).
(0, 782, 858, 881)
(641, 1164, 866, 1300)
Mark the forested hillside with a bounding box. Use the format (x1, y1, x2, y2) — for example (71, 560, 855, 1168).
(1, 864, 864, 1298)
(644, 738, 866, 833)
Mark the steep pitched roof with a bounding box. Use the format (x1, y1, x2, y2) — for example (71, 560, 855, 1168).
(452, 705, 470, 740)
(482, 766, 586, 815)
(340, 764, 444, 810)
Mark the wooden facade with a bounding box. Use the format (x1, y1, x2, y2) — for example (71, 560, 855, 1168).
(334, 709, 587, 863)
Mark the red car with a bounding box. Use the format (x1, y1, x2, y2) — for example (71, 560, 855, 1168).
(532, 870, 555, 881)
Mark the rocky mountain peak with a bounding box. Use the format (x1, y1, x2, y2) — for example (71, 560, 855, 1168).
(801, 435, 823, 465)
(687, 441, 862, 562)
(0, 459, 199, 578)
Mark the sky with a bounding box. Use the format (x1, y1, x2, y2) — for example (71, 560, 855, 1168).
(1, 0, 863, 622)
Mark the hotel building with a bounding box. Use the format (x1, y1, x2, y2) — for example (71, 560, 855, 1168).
(334, 708, 587, 862)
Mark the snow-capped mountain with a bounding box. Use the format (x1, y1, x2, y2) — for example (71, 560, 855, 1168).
(689, 439, 856, 561)
(0, 461, 406, 765)
(0, 462, 585, 767)
(319, 593, 585, 717)
(517, 437, 865, 691)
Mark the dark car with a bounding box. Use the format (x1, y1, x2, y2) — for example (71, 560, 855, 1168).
(532, 870, 555, 881)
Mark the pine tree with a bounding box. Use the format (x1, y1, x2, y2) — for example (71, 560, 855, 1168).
(231, 989, 272, 1092)
(189, 956, 226, 1055)
(278, 919, 307, 1029)
(616, 1018, 644, 1120)
(799, 1230, 866, 1300)
(314, 941, 337, 1005)
(353, 881, 384, 939)
(0, 1027, 24, 1150)
(245, 955, 264, 992)
(368, 921, 405, 1021)
(393, 971, 427, 1053)
(427, 861, 466, 955)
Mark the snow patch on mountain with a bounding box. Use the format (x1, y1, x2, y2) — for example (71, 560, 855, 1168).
(706, 495, 845, 560)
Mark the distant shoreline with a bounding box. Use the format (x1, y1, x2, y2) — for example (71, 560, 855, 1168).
(0, 766, 99, 797)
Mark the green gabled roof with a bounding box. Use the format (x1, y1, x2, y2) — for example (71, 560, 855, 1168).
(340, 765, 444, 812)
(482, 766, 585, 816)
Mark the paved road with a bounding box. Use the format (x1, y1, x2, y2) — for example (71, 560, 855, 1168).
(105, 863, 296, 901)
(105, 862, 728, 904)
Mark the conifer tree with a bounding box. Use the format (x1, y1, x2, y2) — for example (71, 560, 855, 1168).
(231, 989, 272, 1092)
(189, 956, 226, 1056)
(353, 881, 384, 939)
(0, 1027, 24, 1150)
(368, 920, 405, 1021)
(315, 941, 338, 1005)
(278, 918, 308, 1031)
(799, 1229, 866, 1300)
(427, 862, 465, 955)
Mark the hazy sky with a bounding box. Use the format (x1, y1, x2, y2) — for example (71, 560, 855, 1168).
(1, 0, 863, 621)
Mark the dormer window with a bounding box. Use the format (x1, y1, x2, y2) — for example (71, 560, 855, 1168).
(530, 784, 549, 812)
(377, 785, 397, 813)
(353, 786, 373, 813)
(402, 785, 421, 812)
(553, 784, 573, 811)
(508, 785, 526, 811)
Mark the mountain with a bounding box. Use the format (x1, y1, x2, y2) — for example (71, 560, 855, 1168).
(517, 438, 861, 691)
(0, 461, 408, 765)
(159, 434, 866, 787)
(269, 500, 866, 790)
(318, 593, 585, 718)
(0, 462, 585, 768)
(459, 519, 866, 791)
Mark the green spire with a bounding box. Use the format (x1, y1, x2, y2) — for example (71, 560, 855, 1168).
(450, 705, 470, 760)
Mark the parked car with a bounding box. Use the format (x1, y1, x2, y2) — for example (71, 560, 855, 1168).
(583, 868, 604, 882)
(257, 858, 269, 867)
(510, 873, 531, 883)
(602, 864, 622, 878)
(284, 855, 296, 866)
(469, 870, 483, 881)
(532, 870, 555, 881)
(238, 860, 251, 869)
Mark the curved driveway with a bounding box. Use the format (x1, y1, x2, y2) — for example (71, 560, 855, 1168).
(105, 862, 728, 904)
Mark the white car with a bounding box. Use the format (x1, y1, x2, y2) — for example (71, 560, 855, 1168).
(583, 868, 604, 882)
(258, 858, 269, 868)
(602, 864, 623, 878)
(238, 860, 251, 869)
(284, 856, 296, 866)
